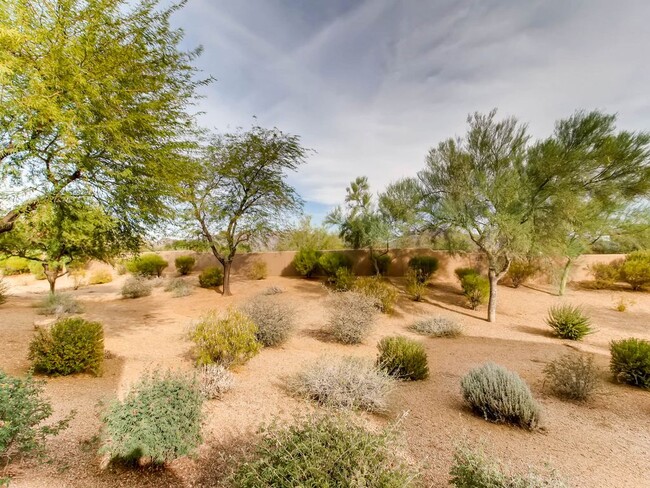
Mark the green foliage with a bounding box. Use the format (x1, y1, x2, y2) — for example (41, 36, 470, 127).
(461, 363, 540, 429)
(174, 255, 196, 275)
(198, 265, 224, 288)
(609, 338, 650, 389)
(245, 260, 268, 280)
(190, 309, 261, 367)
(288, 356, 394, 412)
(88, 269, 113, 285)
(619, 250, 650, 290)
(353, 276, 397, 313)
(0, 370, 72, 464)
(38, 292, 82, 316)
(375, 253, 392, 275)
(332, 267, 356, 292)
(377, 336, 429, 381)
(410, 316, 462, 338)
(164, 277, 193, 298)
(319, 252, 353, 277)
(455, 267, 479, 281)
(407, 256, 439, 283)
(589, 260, 623, 288)
(506, 260, 538, 288)
(543, 354, 599, 401)
(546, 304, 592, 340)
(101, 370, 203, 464)
(231, 415, 416, 487)
(405, 268, 427, 301)
(460, 274, 489, 310)
(276, 216, 343, 251)
(327, 291, 379, 344)
(0, 277, 7, 305)
(120, 276, 152, 299)
(126, 254, 168, 277)
(293, 246, 322, 278)
(1, 257, 30, 275)
(240, 296, 296, 347)
(29, 318, 104, 376)
(450, 445, 567, 488)
(28, 261, 46, 280)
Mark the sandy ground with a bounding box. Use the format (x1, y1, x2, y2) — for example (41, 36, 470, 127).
(1, 270, 649, 487)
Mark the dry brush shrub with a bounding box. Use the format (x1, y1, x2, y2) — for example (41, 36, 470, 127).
(190, 309, 261, 367)
(28, 317, 104, 376)
(121, 276, 152, 298)
(461, 362, 541, 430)
(240, 296, 296, 347)
(546, 304, 592, 340)
(543, 354, 599, 401)
(609, 338, 650, 389)
(377, 336, 429, 381)
(231, 415, 417, 487)
(405, 268, 427, 301)
(327, 291, 379, 344)
(100, 370, 203, 464)
(261, 286, 283, 295)
(589, 260, 623, 289)
(245, 260, 268, 280)
(164, 277, 193, 297)
(174, 255, 196, 275)
(353, 276, 398, 313)
(287, 356, 394, 412)
(0, 277, 8, 305)
(88, 269, 113, 285)
(38, 292, 83, 316)
(505, 260, 538, 288)
(199, 265, 224, 288)
(410, 316, 462, 338)
(199, 364, 235, 400)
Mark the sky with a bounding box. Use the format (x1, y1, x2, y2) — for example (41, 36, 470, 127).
(172, 0, 650, 223)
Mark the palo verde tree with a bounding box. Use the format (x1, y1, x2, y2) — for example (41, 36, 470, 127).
(0, 196, 139, 292)
(181, 126, 306, 296)
(275, 216, 343, 251)
(0, 0, 208, 235)
(419, 110, 532, 322)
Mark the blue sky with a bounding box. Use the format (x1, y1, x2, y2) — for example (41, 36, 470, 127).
(171, 0, 650, 223)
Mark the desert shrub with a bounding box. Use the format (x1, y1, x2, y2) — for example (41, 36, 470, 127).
(101, 370, 203, 464)
(38, 292, 82, 316)
(327, 291, 379, 344)
(198, 364, 235, 400)
(408, 256, 439, 283)
(455, 267, 479, 281)
(332, 266, 356, 291)
(0, 370, 72, 463)
(543, 354, 598, 401)
(245, 260, 268, 280)
(28, 317, 104, 376)
(115, 259, 127, 275)
(198, 265, 224, 288)
(287, 356, 394, 412)
(609, 338, 650, 389)
(190, 309, 261, 367)
(405, 268, 427, 301)
(589, 260, 623, 288)
(619, 250, 650, 290)
(460, 273, 489, 310)
(240, 296, 296, 347)
(125, 254, 168, 278)
(164, 277, 193, 297)
(261, 286, 283, 295)
(353, 276, 397, 313)
(450, 445, 567, 488)
(318, 252, 353, 278)
(0, 278, 7, 306)
(506, 260, 538, 288)
(546, 304, 592, 340)
(231, 415, 416, 487)
(28, 261, 46, 280)
(293, 246, 322, 278)
(68, 266, 87, 290)
(88, 269, 113, 285)
(461, 363, 540, 429)
(120, 276, 152, 298)
(377, 336, 429, 381)
(174, 255, 196, 275)
(1, 256, 30, 276)
(410, 316, 462, 338)
(374, 253, 392, 275)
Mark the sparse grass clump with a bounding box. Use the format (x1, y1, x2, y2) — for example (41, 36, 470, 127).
(101, 370, 203, 464)
(29, 317, 104, 376)
(240, 296, 296, 347)
(609, 338, 650, 389)
(198, 364, 235, 400)
(198, 265, 224, 288)
(410, 316, 462, 338)
(245, 260, 268, 280)
(88, 269, 113, 285)
(190, 309, 261, 367)
(377, 336, 429, 381)
(164, 277, 193, 297)
(327, 291, 379, 344)
(126, 254, 168, 278)
(543, 354, 599, 401)
(461, 362, 540, 429)
(408, 256, 439, 283)
(121, 276, 152, 299)
(174, 255, 196, 275)
(288, 356, 394, 412)
(546, 304, 592, 340)
(353, 276, 397, 313)
(231, 415, 416, 487)
(38, 292, 83, 315)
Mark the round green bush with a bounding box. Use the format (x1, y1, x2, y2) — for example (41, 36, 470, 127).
(2, 256, 31, 275)
(619, 250, 650, 291)
(332, 266, 356, 291)
(293, 246, 322, 278)
(546, 304, 592, 340)
(175, 255, 196, 275)
(377, 336, 429, 381)
(454, 267, 479, 281)
(461, 362, 540, 429)
(610, 338, 650, 389)
(408, 256, 439, 283)
(198, 265, 224, 288)
(28, 317, 104, 376)
(460, 274, 489, 310)
(126, 254, 168, 277)
(318, 252, 352, 277)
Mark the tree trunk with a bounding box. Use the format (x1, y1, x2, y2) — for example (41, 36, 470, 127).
(487, 268, 498, 323)
(222, 260, 233, 296)
(370, 250, 380, 276)
(559, 258, 573, 296)
(44, 267, 58, 294)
